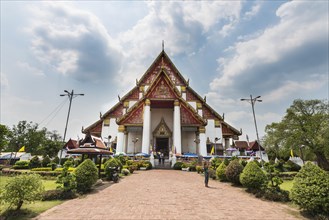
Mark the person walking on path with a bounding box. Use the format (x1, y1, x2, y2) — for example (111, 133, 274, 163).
(203, 160, 209, 187)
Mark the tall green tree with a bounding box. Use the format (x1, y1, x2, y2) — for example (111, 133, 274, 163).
(264, 99, 329, 170)
(0, 124, 12, 151)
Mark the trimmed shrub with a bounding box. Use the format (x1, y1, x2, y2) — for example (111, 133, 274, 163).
(187, 163, 196, 172)
(143, 161, 152, 170)
(42, 155, 51, 167)
(263, 187, 290, 202)
(128, 165, 136, 174)
(223, 158, 230, 166)
(42, 189, 77, 201)
(121, 168, 130, 176)
(29, 156, 41, 169)
(104, 158, 122, 180)
(216, 162, 227, 182)
(283, 160, 301, 172)
(240, 161, 267, 190)
(196, 165, 203, 174)
(225, 159, 244, 185)
(75, 159, 98, 193)
(173, 162, 184, 170)
(209, 169, 216, 180)
(239, 160, 248, 167)
(13, 160, 30, 169)
(31, 167, 52, 172)
(56, 161, 77, 193)
(291, 162, 329, 215)
(1, 174, 45, 210)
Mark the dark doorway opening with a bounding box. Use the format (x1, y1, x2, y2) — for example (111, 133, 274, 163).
(156, 138, 169, 157)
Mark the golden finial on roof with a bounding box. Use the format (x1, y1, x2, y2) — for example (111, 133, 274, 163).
(162, 40, 164, 51)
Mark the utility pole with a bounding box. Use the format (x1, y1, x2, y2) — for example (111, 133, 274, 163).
(241, 95, 263, 166)
(58, 90, 84, 166)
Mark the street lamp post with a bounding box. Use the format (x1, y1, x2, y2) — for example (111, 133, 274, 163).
(132, 138, 139, 154)
(214, 137, 220, 156)
(58, 90, 84, 166)
(241, 95, 263, 166)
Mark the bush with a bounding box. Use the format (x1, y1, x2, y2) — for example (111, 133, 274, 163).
(0, 174, 45, 210)
(31, 167, 52, 172)
(209, 169, 216, 180)
(104, 158, 122, 180)
(196, 165, 203, 174)
(29, 156, 41, 169)
(128, 165, 136, 174)
(239, 160, 248, 167)
(263, 187, 290, 202)
(283, 160, 301, 172)
(225, 159, 244, 185)
(216, 162, 227, 182)
(75, 159, 98, 193)
(42, 155, 51, 167)
(187, 163, 196, 172)
(143, 161, 152, 170)
(291, 162, 329, 215)
(240, 161, 267, 190)
(173, 162, 184, 170)
(13, 160, 29, 169)
(42, 189, 77, 201)
(56, 161, 77, 193)
(121, 168, 130, 176)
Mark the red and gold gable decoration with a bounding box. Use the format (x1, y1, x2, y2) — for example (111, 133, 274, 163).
(186, 89, 200, 101)
(180, 104, 203, 125)
(108, 104, 124, 118)
(202, 106, 217, 120)
(124, 87, 139, 100)
(148, 77, 177, 99)
(222, 123, 234, 135)
(141, 55, 185, 86)
(121, 103, 144, 124)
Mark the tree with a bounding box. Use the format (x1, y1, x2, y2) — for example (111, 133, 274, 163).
(264, 99, 329, 170)
(0, 124, 11, 151)
(0, 174, 45, 210)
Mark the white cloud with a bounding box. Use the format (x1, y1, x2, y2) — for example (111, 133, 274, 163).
(264, 76, 328, 102)
(26, 2, 123, 83)
(1, 72, 9, 88)
(210, 1, 328, 90)
(17, 61, 44, 76)
(244, 2, 261, 20)
(117, 1, 243, 88)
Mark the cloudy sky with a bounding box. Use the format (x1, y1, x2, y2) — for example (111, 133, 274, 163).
(1, 1, 328, 143)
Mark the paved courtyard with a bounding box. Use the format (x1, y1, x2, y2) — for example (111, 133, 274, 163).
(35, 170, 303, 220)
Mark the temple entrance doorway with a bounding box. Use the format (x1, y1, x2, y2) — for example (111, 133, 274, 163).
(156, 138, 169, 157)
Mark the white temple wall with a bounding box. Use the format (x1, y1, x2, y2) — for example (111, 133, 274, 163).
(182, 131, 196, 153)
(101, 118, 118, 144)
(206, 120, 223, 143)
(176, 86, 181, 92)
(150, 108, 174, 133)
(127, 132, 142, 153)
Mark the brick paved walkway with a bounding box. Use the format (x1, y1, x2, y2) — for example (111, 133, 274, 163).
(35, 170, 303, 220)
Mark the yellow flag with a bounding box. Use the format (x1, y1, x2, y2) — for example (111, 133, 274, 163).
(210, 145, 215, 155)
(18, 146, 25, 152)
(109, 146, 113, 153)
(290, 149, 294, 157)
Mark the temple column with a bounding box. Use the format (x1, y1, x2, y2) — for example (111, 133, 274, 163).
(199, 126, 207, 156)
(116, 125, 125, 153)
(173, 100, 182, 154)
(142, 99, 151, 154)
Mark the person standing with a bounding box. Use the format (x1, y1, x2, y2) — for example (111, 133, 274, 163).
(160, 152, 164, 165)
(203, 160, 209, 187)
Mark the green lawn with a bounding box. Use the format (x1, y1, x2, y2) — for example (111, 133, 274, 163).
(0, 200, 64, 220)
(0, 175, 58, 191)
(280, 180, 294, 192)
(0, 175, 63, 219)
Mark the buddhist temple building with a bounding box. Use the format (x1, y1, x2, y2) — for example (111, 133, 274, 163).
(83, 49, 241, 157)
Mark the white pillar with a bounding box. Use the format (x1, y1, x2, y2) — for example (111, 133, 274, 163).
(173, 100, 182, 154)
(116, 125, 125, 153)
(199, 127, 207, 156)
(142, 99, 151, 154)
